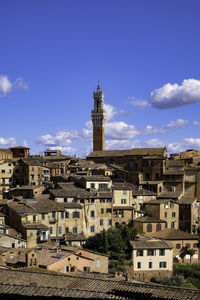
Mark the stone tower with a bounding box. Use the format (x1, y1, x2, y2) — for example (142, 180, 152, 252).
(91, 83, 106, 151)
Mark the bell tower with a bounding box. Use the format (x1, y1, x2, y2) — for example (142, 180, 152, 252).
(91, 83, 106, 151)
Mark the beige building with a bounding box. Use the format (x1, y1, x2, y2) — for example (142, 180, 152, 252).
(0, 149, 13, 160)
(8, 185, 45, 199)
(21, 159, 50, 185)
(145, 228, 200, 264)
(112, 183, 132, 206)
(144, 199, 179, 230)
(133, 216, 167, 234)
(7, 246, 108, 274)
(75, 249, 108, 273)
(0, 233, 26, 248)
(0, 160, 14, 199)
(129, 236, 173, 281)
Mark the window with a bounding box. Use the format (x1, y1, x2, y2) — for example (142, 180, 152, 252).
(61, 211, 64, 219)
(123, 190, 127, 195)
(52, 211, 56, 219)
(146, 172, 150, 179)
(101, 208, 104, 214)
(159, 262, 167, 268)
(147, 249, 155, 256)
(83, 267, 90, 272)
(159, 249, 165, 256)
(49, 227, 53, 234)
(147, 224, 152, 232)
(171, 222, 175, 228)
(149, 262, 152, 269)
(100, 219, 104, 226)
(90, 183, 95, 189)
(176, 243, 181, 249)
(90, 211, 95, 217)
(106, 208, 112, 213)
(65, 211, 69, 218)
(185, 243, 190, 248)
(136, 250, 143, 256)
(155, 173, 159, 179)
(99, 183, 108, 190)
(58, 226, 62, 234)
(33, 215, 36, 222)
(164, 212, 167, 217)
(73, 227, 78, 234)
(137, 262, 141, 269)
(121, 199, 127, 204)
(25, 215, 28, 221)
(1, 169, 5, 173)
(73, 211, 80, 218)
(147, 160, 152, 167)
(90, 225, 95, 233)
(96, 259, 100, 268)
(108, 219, 112, 226)
(41, 213, 45, 220)
(156, 223, 161, 231)
(172, 212, 176, 218)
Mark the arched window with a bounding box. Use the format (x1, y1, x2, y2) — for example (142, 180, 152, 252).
(147, 224, 152, 232)
(156, 223, 161, 231)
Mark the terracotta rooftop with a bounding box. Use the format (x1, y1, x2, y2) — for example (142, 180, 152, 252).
(144, 228, 199, 240)
(87, 148, 166, 158)
(133, 216, 167, 223)
(0, 268, 199, 299)
(130, 237, 173, 250)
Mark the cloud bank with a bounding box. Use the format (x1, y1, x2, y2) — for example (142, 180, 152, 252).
(130, 78, 200, 109)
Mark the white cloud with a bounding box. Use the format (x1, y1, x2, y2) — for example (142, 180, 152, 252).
(129, 97, 150, 108)
(0, 75, 28, 98)
(37, 132, 72, 147)
(184, 138, 200, 148)
(106, 121, 141, 140)
(160, 119, 189, 133)
(104, 103, 117, 121)
(46, 146, 77, 155)
(0, 137, 17, 147)
(193, 121, 200, 125)
(150, 79, 200, 109)
(0, 76, 12, 97)
(14, 77, 28, 90)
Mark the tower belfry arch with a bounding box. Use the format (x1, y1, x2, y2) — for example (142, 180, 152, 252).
(91, 82, 106, 151)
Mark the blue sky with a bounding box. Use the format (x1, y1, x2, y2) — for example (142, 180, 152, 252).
(1, 0, 200, 157)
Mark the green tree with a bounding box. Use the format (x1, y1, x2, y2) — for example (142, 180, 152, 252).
(83, 224, 138, 261)
(185, 248, 196, 263)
